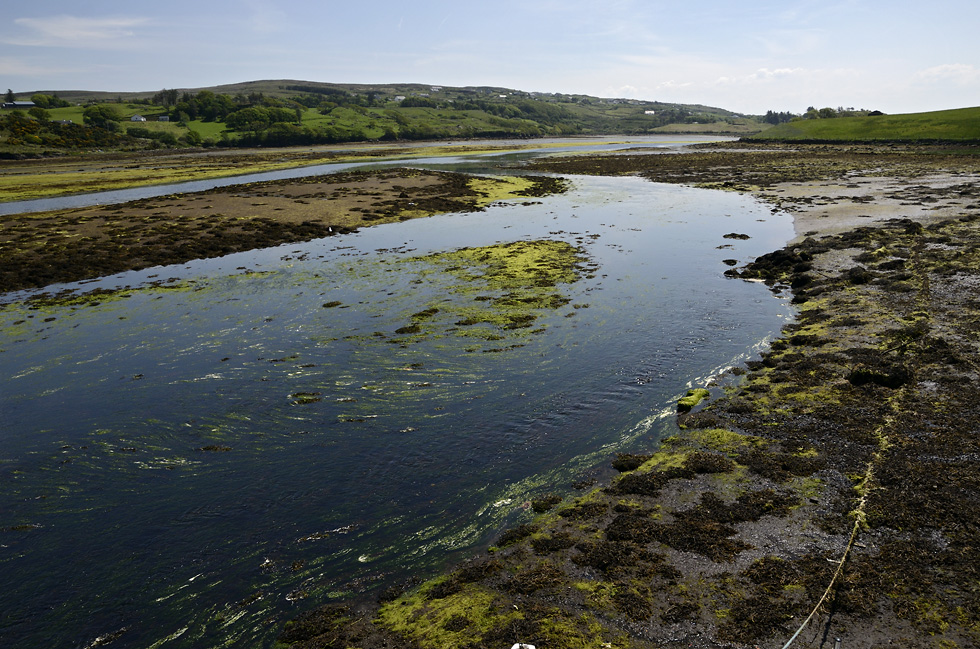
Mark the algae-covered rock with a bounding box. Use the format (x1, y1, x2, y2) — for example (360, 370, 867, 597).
(677, 388, 710, 412)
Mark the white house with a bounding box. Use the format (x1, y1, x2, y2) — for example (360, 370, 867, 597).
(131, 114, 147, 122)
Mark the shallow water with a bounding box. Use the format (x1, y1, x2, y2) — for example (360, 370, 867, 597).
(0, 163, 793, 648)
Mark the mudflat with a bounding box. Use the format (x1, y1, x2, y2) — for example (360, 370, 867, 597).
(275, 143, 980, 649)
(0, 166, 564, 294)
(0, 141, 557, 202)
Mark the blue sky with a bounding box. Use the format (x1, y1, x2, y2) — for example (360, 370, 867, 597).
(2, 0, 978, 115)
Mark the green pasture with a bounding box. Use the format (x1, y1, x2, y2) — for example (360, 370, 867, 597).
(749, 106, 980, 142)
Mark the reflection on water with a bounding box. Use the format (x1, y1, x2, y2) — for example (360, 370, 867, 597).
(0, 168, 792, 648)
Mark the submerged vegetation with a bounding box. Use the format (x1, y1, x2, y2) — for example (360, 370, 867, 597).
(384, 240, 593, 350)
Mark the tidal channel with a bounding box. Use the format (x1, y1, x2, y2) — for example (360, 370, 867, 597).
(1, 140, 794, 648)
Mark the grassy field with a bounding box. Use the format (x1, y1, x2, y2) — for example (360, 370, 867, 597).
(749, 106, 980, 141)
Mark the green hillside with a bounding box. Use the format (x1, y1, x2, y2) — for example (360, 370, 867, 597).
(2, 80, 756, 155)
(748, 106, 980, 142)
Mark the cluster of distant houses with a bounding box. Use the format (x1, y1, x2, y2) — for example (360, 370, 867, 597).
(2, 100, 170, 123)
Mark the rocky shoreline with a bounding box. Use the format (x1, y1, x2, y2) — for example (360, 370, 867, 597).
(276, 143, 980, 648)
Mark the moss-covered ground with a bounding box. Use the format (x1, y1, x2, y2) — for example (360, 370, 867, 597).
(277, 144, 980, 648)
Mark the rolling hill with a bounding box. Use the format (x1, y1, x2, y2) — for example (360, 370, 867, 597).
(2, 80, 758, 155)
(748, 106, 980, 142)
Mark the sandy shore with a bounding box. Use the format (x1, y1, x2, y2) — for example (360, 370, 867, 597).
(767, 172, 980, 242)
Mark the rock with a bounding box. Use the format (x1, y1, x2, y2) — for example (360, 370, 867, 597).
(677, 388, 710, 412)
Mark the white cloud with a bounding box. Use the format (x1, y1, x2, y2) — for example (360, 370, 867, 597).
(4, 15, 151, 49)
(713, 67, 804, 85)
(243, 1, 290, 35)
(656, 80, 694, 90)
(913, 63, 980, 86)
(0, 56, 70, 78)
(753, 28, 826, 57)
(612, 85, 640, 98)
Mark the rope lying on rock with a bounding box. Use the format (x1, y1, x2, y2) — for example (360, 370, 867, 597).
(779, 384, 903, 649)
(778, 492, 866, 649)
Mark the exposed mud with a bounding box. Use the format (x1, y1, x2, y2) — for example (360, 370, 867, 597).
(0, 168, 566, 294)
(277, 143, 980, 648)
(0, 141, 565, 202)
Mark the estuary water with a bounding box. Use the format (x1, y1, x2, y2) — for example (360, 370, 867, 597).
(0, 143, 794, 649)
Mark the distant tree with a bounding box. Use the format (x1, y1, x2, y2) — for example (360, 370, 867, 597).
(28, 107, 49, 122)
(5, 88, 15, 103)
(289, 94, 324, 108)
(82, 104, 123, 129)
(399, 96, 438, 108)
(181, 130, 203, 146)
(155, 132, 179, 146)
(172, 100, 197, 121)
(225, 107, 270, 132)
(817, 107, 838, 119)
(191, 90, 236, 121)
(30, 93, 69, 109)
(153, 88, 180, 108)
(384, 109, 410, 126)
(763, 110, 796, 125)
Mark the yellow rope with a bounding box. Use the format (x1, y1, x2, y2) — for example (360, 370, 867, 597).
(779, 398, 895, 649)
(778, 492, 866, 649)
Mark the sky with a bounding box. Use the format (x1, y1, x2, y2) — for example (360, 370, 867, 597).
(2, 0, 978, 115)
